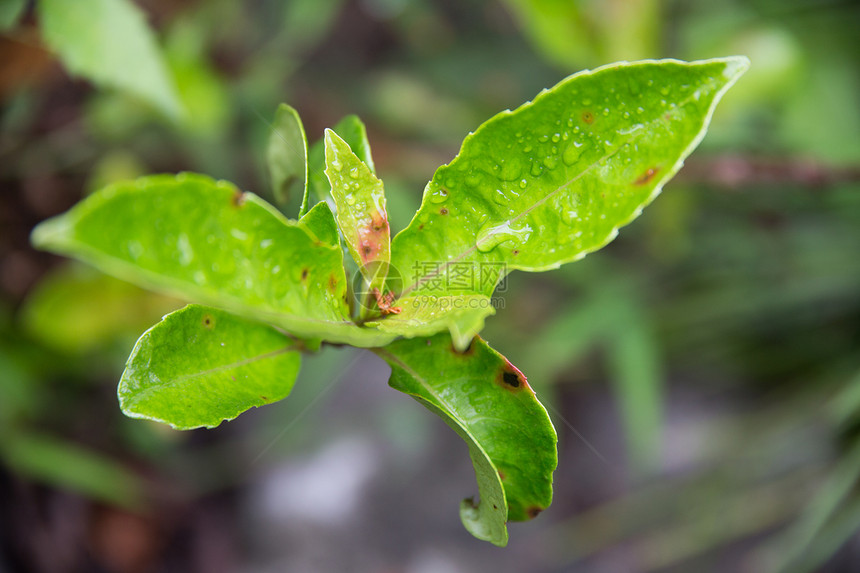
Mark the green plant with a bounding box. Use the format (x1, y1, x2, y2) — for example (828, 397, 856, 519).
(30, 57, 747, 546)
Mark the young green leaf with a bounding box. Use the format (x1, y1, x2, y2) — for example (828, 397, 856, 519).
(307, 115, 376, 213)
(297, 200, 340, 248)
(324, 129, 391, 296)
(388, 58, 749, 335)
(376, 333, 557, 546)
(37, 0, 183, 120)
(30, 173, 394, 347)
(267, 103, 309, 214)
(119, 305, 301, 429)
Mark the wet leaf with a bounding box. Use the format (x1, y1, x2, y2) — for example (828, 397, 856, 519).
(297, 200, 340, 248)
(325, 129, 390, 295)
(376, 333, 557, 546)
(388, 57, 748, 342)
(31, 173, 394, 347)
(38, 0, 182, 119)
(119, 305, 301, 429)
(307, 115, 375, 214)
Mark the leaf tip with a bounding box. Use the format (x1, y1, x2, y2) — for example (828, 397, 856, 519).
(720, 55, 751, 81)
(30, 215, 71, 252)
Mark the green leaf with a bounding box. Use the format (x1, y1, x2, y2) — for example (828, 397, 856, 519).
(37, 0, 183, 120)
(376, 333, 557, 546)
(30, 173, 395, 347)
(0, 0, 26, 31)
(324, 129, 391, 294)
(388, 57, 748, 344)
(119, 305, 301, 429)
(267, 103, 309, 214)
(297, 200, 340, 248)
(0, 432, 144, 509)
(307, 115, 376, 213)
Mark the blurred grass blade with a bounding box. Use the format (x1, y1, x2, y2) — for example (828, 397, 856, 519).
(776, 440, 860, 572)
(606, 298, 663, 473)
(0, 432, 144, 509)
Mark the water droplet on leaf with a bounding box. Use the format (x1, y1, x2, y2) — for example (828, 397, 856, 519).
(476, 220, 532, 252)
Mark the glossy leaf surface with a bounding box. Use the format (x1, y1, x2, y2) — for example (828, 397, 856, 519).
(307, 115, 375, 214)
(390, 58, 748, 308)
(38, 0, 182, 119)
(267, 103, 308, 214)
(31, 173, 394, 347)
(297, 201, 340, 248)
(325, 129, 391, 293)
(119, 305, 301, 429)
(376, 333, 557, 546)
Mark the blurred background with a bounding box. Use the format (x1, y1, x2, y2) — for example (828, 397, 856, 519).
(2, 0, 860, 571)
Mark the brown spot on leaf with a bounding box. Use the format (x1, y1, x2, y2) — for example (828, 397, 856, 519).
(356, 209, 389, 264)
(526, 506, 543, 519)
(301, 268, 309, 280)
(260, 396, 268, 401)
(512, 249, 520, 256)
(231, 191, 247, 207)
(498, 469, 506, 481)
(497, 359, 530, 392)
(202, 314, 214, 329)
(635, 167, 660, 186)
(328, 273, 338, 292)
(582, 111, 594, 124)
(439, 207, 448, 215)
(418, 223, 425, 230)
